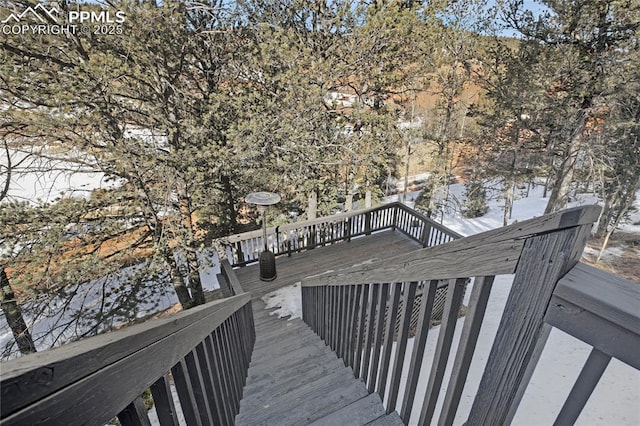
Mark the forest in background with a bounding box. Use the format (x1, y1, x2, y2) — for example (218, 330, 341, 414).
(1, 0, 638, 358)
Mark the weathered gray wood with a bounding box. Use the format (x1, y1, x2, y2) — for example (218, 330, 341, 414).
(438, 276, 495, 426)
(0, 294, 249, 416)
(302, 205, 601, 287)
(467, 223, 593, 425)
(400, 280, 438, 424)
(235, 230, 422, 299)
(346, 285, 361, 368)
(553, 262, 639, 335)
(545, 294, 640, 370)
(554, 349, 612, 426)
(361, 284, 379, 381)
(377, 282, 401, 398)
(117, 396, 151, 426)
(354, 284, 369, 378)
(184, 349, 214, 424)
(149, 374, 179, 426)
(220, 259, 245, 296)
(368, 283, 389, 393)
(387, 281, 418, 413)
(237, 307, 388, 426)
(309, 393, 386, 426)
(303, 238, 523, 286)
(200, 337, 228, 426)
(171, 358, 202, 426)
(217, 273, 233, 297)
(418, 278, 467, 425)
(365, 411, 405, 425)
(0, 295, 250, 425)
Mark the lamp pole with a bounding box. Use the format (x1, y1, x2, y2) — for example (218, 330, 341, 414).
(245, 192, 281, 281)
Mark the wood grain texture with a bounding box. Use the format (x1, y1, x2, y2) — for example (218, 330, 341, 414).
(545, 295, 640, 370)
(302, 239, 523, 286)
(235, 230, 422, 298)
(220, 259, 246, 296)
(553, 262, 639, 334)
(466, 223, 593, 426)
(302, 205, 600, 288)
(1, 294, 251, 424)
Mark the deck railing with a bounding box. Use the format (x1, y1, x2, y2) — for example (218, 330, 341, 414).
(0, 291, 255, 426)
(223, 202, 461, 266)
(300, 205, 639, 425)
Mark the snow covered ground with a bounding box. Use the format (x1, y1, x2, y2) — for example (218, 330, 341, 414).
(261, 184, 640, 425)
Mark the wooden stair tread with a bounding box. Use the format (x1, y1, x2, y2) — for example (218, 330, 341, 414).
(236, 300, 397, 426)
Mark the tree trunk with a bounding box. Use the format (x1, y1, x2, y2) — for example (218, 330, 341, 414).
(0, 268, 37, 355)
(308, 191, 317, 220)
(178, 195, 205, 307)
(221, 173, 238, 234)
(544, 111, 587, 214)
(596, 178, 640, 262)
(544, 140, 580, 213)
(345, 192, 353, 212)
(164, 251, 193, 309)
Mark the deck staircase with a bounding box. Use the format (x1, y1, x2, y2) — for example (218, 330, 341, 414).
(2, 204, 638, 426)
(236, 300, 402, 425)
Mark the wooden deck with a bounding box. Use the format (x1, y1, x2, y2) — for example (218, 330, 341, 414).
(234, 230, 422, 299)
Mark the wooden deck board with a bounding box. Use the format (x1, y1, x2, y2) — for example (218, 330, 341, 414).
(235, 230, 422, 299)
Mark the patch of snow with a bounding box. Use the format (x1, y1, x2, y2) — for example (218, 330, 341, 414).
(261, 282, 302, 320)
(264, 183, 639, 424)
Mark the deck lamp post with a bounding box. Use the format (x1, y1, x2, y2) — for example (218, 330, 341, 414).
(245, 191, 281, 281)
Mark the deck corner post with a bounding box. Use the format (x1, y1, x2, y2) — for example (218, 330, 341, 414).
(420, 222, 432, 248)
(235, 242, 244, 266)
(365, 211, 372, 235)
(467, 221, 594, 425)
(391, 204, 398, 231)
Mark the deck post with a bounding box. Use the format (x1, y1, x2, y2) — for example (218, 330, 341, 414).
(420, 222, 432, 248)
(365, 211, 372, 235)
(467, 221, 593, 425)
(235, 242, 244, 266)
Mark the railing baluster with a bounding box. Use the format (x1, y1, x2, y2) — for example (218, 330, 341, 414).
(438, 276, 495, 425)
(184, 349, 214, 424)
(361, 284, 379, 382)
(202, 336, 229, 426)
(400, 279, 438, 423)
(418, 278, 467, 425)
(117, 396, 151, 426)
(368, 283, 389, 393)
(347, 285, 362, 368)
(222, 319, 242, 410)
(150, 374, 179, 426)
(554, 349, 612, 426)
(353, 284, 369, 378)
(377, 282, 402, 399)
(214, 326, 237, 417)
(171, 358, 202, 426)
(387, 281, 418, 413)
(208, 333, 234, 425)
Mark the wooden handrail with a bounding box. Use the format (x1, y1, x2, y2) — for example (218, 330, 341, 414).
(1, 293, 254, 425)
(224, 204, 390, 243)
(300, 205, 616, 425)
(302, 205, 601, 287)
(220, 259, 245, 296)
(222, 202, 461, 267)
